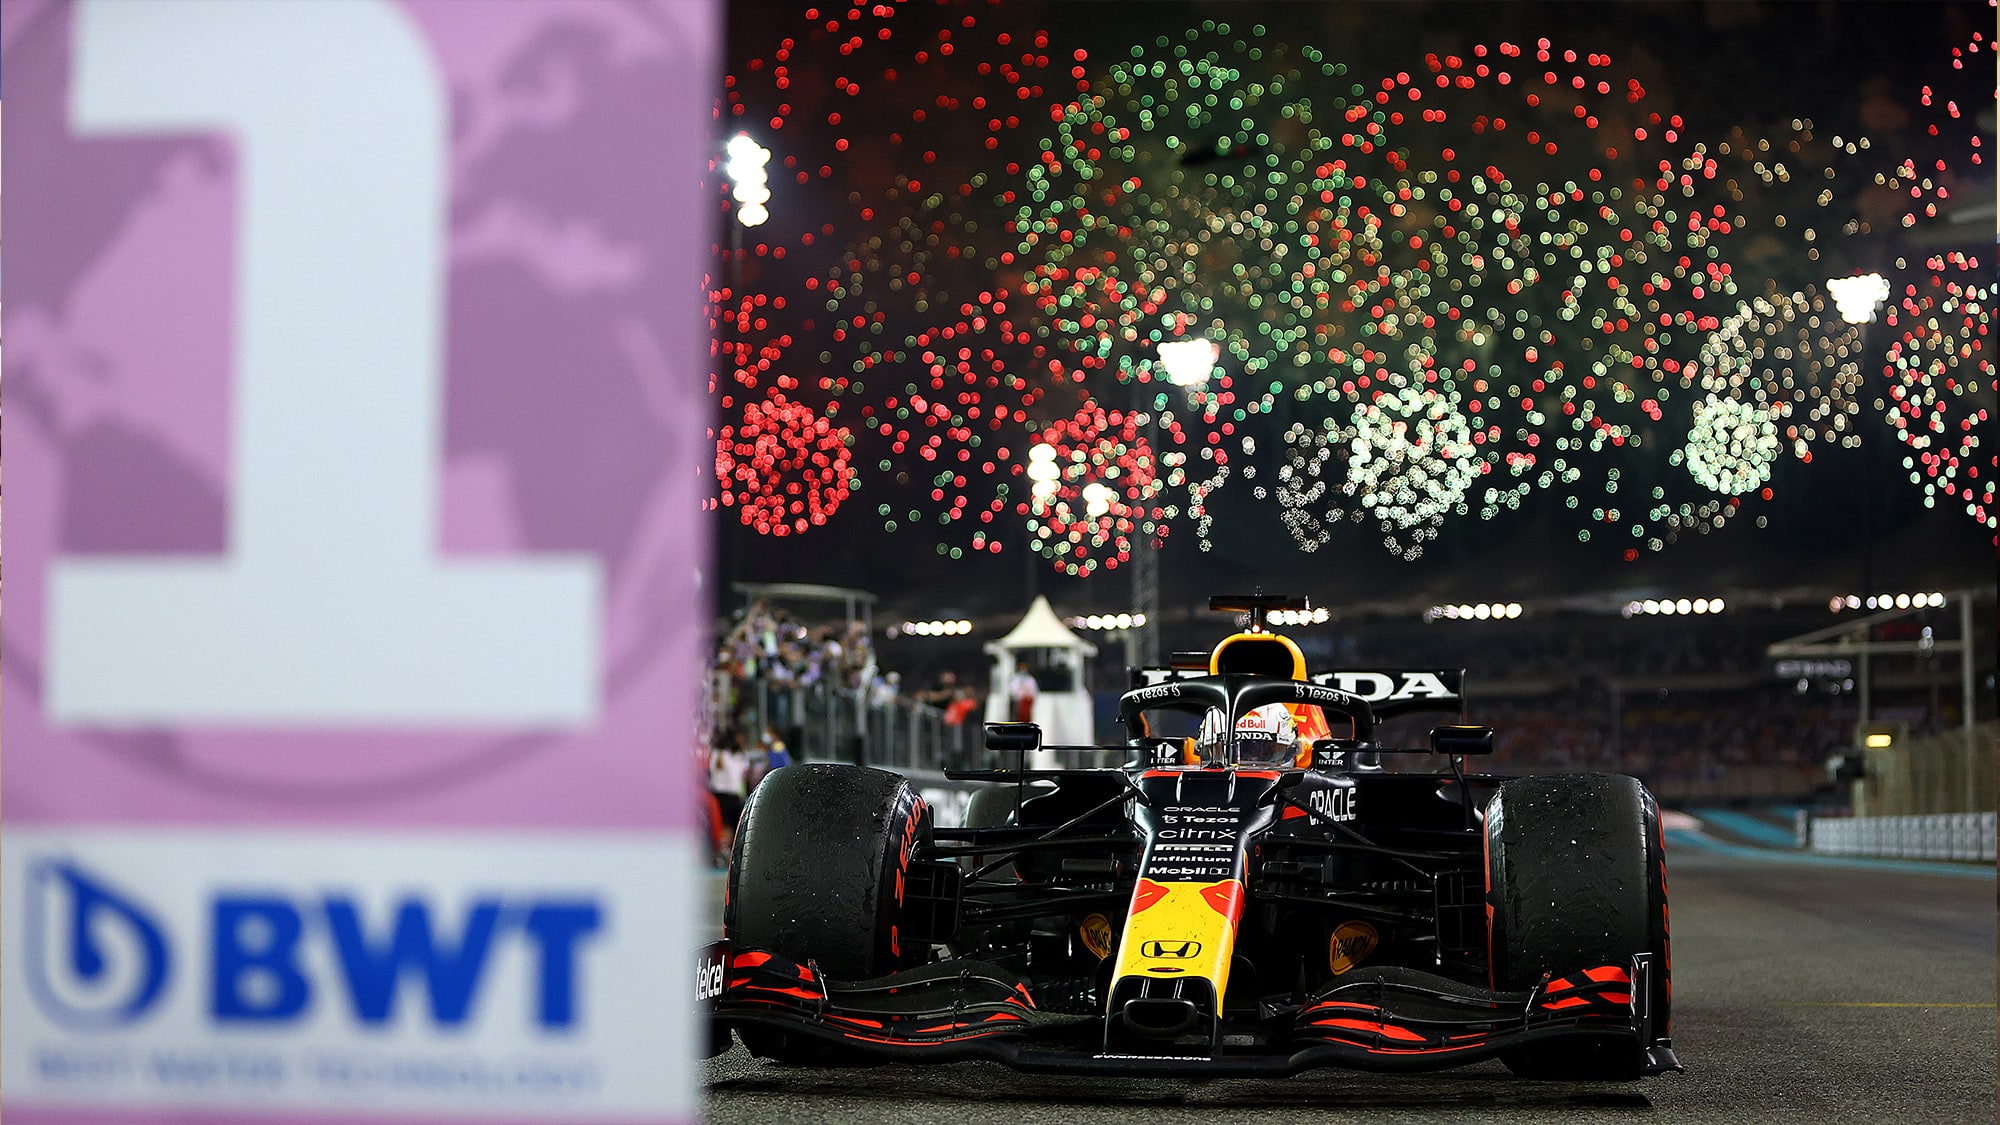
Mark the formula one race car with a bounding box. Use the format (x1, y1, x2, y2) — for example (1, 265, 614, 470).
(702, 595, 1678, 1079)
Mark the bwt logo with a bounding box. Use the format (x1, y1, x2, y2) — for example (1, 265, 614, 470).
(26, 858, 604, 1032)
(26, 860, 172, 1030)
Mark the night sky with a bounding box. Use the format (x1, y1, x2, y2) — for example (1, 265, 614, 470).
(708, 1, 1994, 625)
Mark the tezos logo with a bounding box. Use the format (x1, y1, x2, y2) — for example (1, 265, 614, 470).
(26, 859, 172, 1030)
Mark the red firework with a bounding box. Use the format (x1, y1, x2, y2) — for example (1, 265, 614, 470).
(716, 391, 857, 536)
(1022, 403, 1167, 575)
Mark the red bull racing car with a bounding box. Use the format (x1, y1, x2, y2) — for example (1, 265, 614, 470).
(702, 594, 1678, 1079)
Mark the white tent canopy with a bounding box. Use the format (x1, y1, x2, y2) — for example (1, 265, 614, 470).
(986, 595, 1096, 751)
(984, 594, 1097, 657)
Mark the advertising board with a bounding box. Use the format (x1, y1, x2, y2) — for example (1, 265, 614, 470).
(2, 1, 719, 1120)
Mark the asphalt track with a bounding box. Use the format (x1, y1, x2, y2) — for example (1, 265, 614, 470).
(702, 830, 1996, 1124)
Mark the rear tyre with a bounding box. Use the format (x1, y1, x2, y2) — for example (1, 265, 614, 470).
(726, 764, 930, 1063)
(1485, 772, 1671, 1080)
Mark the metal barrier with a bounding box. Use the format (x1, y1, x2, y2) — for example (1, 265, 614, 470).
(732, 680, 981, 771)
(1855, 721, 1997, 817)
(1798, 721, 1999, 863)
(1809, 812, 1997, 862)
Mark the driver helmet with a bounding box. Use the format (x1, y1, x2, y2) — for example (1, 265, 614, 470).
(1195, 703, 1299, 765)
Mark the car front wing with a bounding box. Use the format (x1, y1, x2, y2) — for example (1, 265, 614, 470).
(705, 942, 1682, 1076)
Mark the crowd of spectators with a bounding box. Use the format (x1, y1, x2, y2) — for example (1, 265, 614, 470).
(693, 602, 1979, 854)
(716, 599, 880, 707)
(1346, 608, 1991, 798)
(1467, 686, 1854, 783)
(700, 600, 982, 863)
(915, 668, 984, 726)
(1346, 618, 1778, 684)
(701, 600, 866, 853)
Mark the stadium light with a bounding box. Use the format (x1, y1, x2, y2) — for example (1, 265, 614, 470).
(896, 618, 972, 637)
(1065, 614, 1147, 632)
(1826, 273, 1889, 324)
(1027, 442, 1060, 509)
(1620, 597, 1727, 618)
(1157, 337, 1220, 386)
(1831, 591, 1947, 612)
(1427, 602, 1523, 621)
(725, 133, 772, 227)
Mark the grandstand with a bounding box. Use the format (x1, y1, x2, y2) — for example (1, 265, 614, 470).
(711, 582, 1993, 812)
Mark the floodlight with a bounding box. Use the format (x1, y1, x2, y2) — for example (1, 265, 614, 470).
(1157, 338, 1220, 386)
(1826, 273, 1889, 324)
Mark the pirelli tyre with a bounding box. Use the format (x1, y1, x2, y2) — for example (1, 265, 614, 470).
(726, 764, 931, 1062)
(1484, 772, 1671, 1080)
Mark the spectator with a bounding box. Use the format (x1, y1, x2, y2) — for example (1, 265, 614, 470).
(695, 722, 730, 867)
(943, 689, 980, 726)
(871, 670, 902, 709)
(700, 788, 728, 868)
(761, 726, 792, 772)
(709, 726, 752, 829)
(920, 669, 962, 709)
(1008, 660, 1039, 723)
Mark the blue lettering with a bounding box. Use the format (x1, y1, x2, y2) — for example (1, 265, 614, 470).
(211, 898, 311, 1021)
(324, 898, 504, 1026)
(520, 902, 603, 1028)
(206, 892, 603, 1029)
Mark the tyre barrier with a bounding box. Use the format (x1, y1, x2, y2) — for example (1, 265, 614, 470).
(1807, 811, 1996, 862)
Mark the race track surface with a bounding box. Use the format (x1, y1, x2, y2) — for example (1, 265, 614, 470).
(702, 835, 1996, 1124)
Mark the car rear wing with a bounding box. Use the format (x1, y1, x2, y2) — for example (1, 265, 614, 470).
(1137, 661, 1468, 720)
(1308, 669, 1466, 720)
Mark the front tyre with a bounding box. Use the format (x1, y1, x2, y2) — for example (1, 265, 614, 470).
(725, 764, 931, 1063)
(1485, 772, 1671, 1080)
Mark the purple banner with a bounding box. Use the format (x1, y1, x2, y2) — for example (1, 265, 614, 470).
(2, 0, 719, 1119)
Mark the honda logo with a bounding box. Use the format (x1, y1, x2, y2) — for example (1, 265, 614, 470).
(1141, 939, 1202, 959)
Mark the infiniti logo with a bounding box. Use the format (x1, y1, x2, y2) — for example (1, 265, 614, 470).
(25, 858, 172, 1030)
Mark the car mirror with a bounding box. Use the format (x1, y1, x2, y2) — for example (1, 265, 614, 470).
(1430, 724, 1494, 756)
(985, 722, 1043, 753)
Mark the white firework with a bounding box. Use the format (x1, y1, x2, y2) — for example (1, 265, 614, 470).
(1680, 394, 1780, 495)
(1345, 384, 1478, 560)
(1276, 419, 1353, 552)
(1696, 285, 1863, 459)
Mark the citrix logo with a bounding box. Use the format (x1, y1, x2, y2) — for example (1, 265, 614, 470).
(25, 856, 608, 1032)
(26, 859, 172, 1030)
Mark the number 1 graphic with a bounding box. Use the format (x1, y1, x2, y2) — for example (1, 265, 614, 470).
(49, 0, 602, 726)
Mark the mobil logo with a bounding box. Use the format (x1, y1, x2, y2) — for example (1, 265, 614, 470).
(25, 855, 606, 1033)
